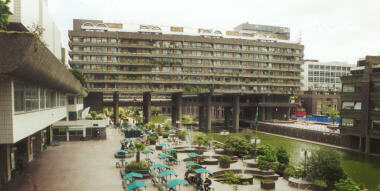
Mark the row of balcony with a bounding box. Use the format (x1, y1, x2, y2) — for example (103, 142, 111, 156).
(69, 41, 304, 57)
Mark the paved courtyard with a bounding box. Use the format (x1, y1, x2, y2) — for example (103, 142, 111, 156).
(1, 127, 304, 191)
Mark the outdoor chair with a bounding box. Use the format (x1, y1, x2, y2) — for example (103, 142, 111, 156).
(151, 177, 159, 185)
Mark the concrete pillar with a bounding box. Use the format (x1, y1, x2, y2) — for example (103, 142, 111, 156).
(232, 95, 240, 131)
(143, 92, 151, 124)
(359, 136, 363, 152)
(49, 126, 53, 144)
(267, 108, 273, 120)
(113, 91, 119, 125)
(287, 107, 291, 120)
(365, 136, 370, 154)
(35, 131, 43, 153)
(262, 107, 266, 121)
(83, 128, 87, 138)
(198, 106, 204, 131)
(66, 127, 70, 142)
(224, 107, 231, 128)
(27, 137, 33, 162)
(205, 94, 212, 132)
(0, 144, 11, 186)
(171, 93, 182, 129)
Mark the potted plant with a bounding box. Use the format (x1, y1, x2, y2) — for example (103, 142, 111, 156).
(313, 180, 327, 191)
(148, 135, 157, 145)
(218, 155, 231, 168)
(162, 132, 169, 138)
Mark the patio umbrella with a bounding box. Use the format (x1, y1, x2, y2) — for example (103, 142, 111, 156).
(142, 149, 153, 153)
(159, 154, 173, 159)
(117, 150, 127, 153)
(167, 148, 176, 152)
(168, 179, 188, 191)
(124, 172, 143, 180)
(127, 181, 146, 191)
(140, 134, 147, 137)
(187, 152, 199, 158)
(168, 130, 175, 134)
(159, 142, 169, 147)
(150, 131, 156, 135)
(153, 163, 169, 169)
(186, 161, 201, 168)
(160, 170, 177, 177)
(195, 168, 212, 175)
(125, 138, 136, 142)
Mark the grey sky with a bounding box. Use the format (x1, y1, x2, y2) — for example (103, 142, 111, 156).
(48, 0, 380, 65)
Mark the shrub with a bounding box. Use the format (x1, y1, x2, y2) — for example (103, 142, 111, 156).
(179, 130, 188, 140)
(148, 135, 157, 143)
(221, 171, 241, 185)
(276, 146, 290, 165)
(314, 180, 327, 188)
(90, 111, 97, 119)
(218, 155, 231, 163)
(223, 136, 255, 157)
(257, 145, 277, 171)
(126, 161, 149, 171)
(309, 149, 346, 186)
(193, 133, 212, 147)
(161, 132, 169, 137)
(144, 122, 156, 131)
(85, 114, 92, 120)
(283, 166, 295, 177)
(334, 178, 363, 191)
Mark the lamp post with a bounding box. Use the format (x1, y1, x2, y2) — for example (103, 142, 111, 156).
(300, 150, 311, 179)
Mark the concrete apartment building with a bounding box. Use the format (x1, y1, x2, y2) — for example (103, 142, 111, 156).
(0, 0, 87, 187)
(300, 60, 352, 115)
(340, 56, 380, 155)
(68, 19, 304, 130)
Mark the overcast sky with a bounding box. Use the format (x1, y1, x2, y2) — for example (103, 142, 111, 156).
(48, 0, 380, 65)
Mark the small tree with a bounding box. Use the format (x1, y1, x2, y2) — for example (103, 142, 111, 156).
(276, 146, 290, 165)
(193, 133, 212, 147)
(103, 108, 110, 117)
(334, 178, 363, 191)
(0, 0, 10, 30)
(90, 111, 97, 119)
(134, 142, 145, 162)
(329, 108, 340, 125)
(69, 69, 86, 87)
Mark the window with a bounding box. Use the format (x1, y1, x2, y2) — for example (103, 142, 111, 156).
(68, 96, 75, 105)
(40, 88, 45, 110)
(14, 82, 24, 112)
(342, 102, 354, 110)
(46, 90, 57, 108)
(25, 86, 38, 112)
(342, 118, 354, 127)
(342, 85, 354, 92)
(69, 130, 83, 136)
(372, 82, 380, 93)
(372, 120, 380, 130)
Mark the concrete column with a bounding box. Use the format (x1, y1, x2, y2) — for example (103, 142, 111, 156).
(0, 144, 11, 186)
(113, 91, 119, 125)
(287, 107, 291, 120)
(224, 107, 231, 128)
(262, 107, 266, 121)
(35, 131, 43, 153)
(66, 128, 70, 142)
(365, 136, 370, 154)
(143, 92, 151, 124)
(27, 137, 33, 162)
(49, 126, 53, 144)
(171, 93, 182, 129)
(205, 94, 212, 132)
(267, 108, 273, 120)
(198, 106, 204, 131)
(232, 95, 240, 132)
(83, 128, 87, 138)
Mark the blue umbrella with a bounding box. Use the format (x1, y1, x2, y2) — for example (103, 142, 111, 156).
(117, 150, 127, 153)
(125, 138, 136, 142)
(150, 131, 156, 135)
(195, 168, 212, 175)
(159, 154, 173, 159)
(142, 149, 153, 153)
(186, 161, 201, 168)
(140, 134, 147, 137)
(160, 142, 169, 147)
(168, 130, 175, 134)
(160, 170, 178, 177)
(124, 172, 143, 180)
(187, 152, 199, 157)
(167, 148, 176, 152)
(153, 163, 169, 169)
(127, 181, 146, 191)
(168, 179, 188, 188)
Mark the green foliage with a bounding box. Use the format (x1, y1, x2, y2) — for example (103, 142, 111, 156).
(148, 135, 157, 142)
(182, 115, 193, 124)
(241, 129, 255, 141)
(309, 149, 346, 186)
(169, 150, 177, 159)
(103, 108, 110, 117)
(276, 146, 290, 165)
(85, 114, 92, 120)
(257, 145, 278, 171)
(223, 136, 255, 157)
(134, 142, 145, 162)
(0, 0, 10, 30)
(221, 171, 241, 185)
(125, 161, 149, 171)
(96, 115, 103, 120)
(179, 130, 188, 140)
(334, 178, 363, 191)
(218, 155, 231, 163)
(90, 111, 97, 119)
(69, 69, 86, 87)
(119, 107, 127, 119)
(193, 133, 212, 147)
(314, 180, 327, 188)
(161, 132, 169, 137)
(144, 122, 156, 131)
(283, 166, 295, 177)
(329, 108, 340, 124)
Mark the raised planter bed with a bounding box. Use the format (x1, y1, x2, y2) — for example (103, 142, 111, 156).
(261, 180, 275, 190)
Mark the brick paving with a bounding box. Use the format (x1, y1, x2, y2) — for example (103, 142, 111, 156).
(1, 127, 303, 191)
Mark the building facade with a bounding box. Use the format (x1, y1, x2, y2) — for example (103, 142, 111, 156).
(68, 19, 304, 130)
(340, 56, 380, 155)
(0, 1, 87, 187)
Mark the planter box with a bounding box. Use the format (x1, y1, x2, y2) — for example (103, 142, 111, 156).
(156, 145, 163, 150)
(150, 141, 156, 145)
(261, 180, 275, 190)
(219, 162, 230, 168)
(163, 135, 169, 138)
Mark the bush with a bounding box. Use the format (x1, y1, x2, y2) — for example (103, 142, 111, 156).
(283, 166, 295, 178)
(309, 149, 346, 186)
(193, 133, 212, 147)
(276, 146, 290, 165)
(257, 145, 277, 171)
(221, 171, 241, 185)
(148, 135, 157, 143)
(314, 180, 327, 188)
(125, 161, 149, 171)
(223, 136, 255, 157)
(90, 111, 97, 119)
(144, 122, 156, 131)
(241, 129, 255, 141)
(334, 178, 363, 191)
(85, 114, 92, 120)
(179, 130, 188, 140)
(218, 155, 231, 163)
(161, 132, 169, 137)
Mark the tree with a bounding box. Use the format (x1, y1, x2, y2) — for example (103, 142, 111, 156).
(257, 145, 278, 171)
(90, 111, 97, 119)
(134, 142, 145, 162)
(0, 0, 10, 30)
(308, 149, 346, 186)
(334, 178, 363, 191)
(276, 146, 290, 165)
(223, 136, 255, 157)
(329, 108, 340, 125)
(321, 104, 332, 116)
(69, 68, 86, 87)
(119, 107, 127, 119)
(193, 133, 212, 147)
(103, 108, 110, 117)
(241, 129, 255, 141)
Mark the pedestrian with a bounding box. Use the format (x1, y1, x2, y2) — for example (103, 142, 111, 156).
(204, 177, 212, 191)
